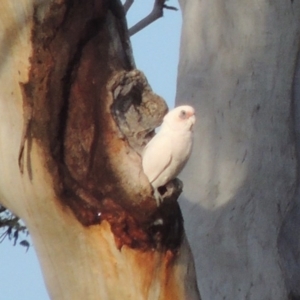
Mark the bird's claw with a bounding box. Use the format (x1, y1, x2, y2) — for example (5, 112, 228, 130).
(153, 189, 163, 206)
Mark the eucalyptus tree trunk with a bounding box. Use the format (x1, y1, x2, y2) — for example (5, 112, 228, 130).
(0, 1, 200, 299)
(176, 0, 300, 299)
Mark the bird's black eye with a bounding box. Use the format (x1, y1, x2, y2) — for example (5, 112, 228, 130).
(180, 110, 187, 119)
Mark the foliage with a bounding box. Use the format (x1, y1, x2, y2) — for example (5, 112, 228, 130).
(0, 206, 30, 251)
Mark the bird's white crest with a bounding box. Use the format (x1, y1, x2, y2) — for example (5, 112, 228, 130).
(142, 105, 195, 205)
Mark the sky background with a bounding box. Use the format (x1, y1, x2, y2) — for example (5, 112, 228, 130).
(0, 1, 182, 299)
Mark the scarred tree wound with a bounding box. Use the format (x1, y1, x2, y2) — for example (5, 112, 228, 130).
(18, 0, 184, 251)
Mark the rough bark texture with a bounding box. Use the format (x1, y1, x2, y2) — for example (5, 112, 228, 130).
(19, 0, 168, 240)
(0, 0, 200, 299)
(176, 0, 300, 299)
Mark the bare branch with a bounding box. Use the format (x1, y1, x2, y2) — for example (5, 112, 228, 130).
(123, 0, 134, 14)
(129, 0, 178, 36)
(163, 4, 178, 11)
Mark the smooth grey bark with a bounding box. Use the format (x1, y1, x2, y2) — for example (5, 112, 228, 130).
(176, 0, 300, 299)
(277, 48, 300, 299)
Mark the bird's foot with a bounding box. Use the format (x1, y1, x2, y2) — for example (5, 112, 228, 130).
(153, 189, 163, 206)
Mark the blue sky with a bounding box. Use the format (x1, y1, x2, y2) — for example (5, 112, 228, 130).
(0, 1, 181, 298)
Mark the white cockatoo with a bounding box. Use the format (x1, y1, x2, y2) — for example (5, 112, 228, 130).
(142, 105, 195, 205)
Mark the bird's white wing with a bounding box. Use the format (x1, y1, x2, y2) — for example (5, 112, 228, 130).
(142, 133, 172, 184)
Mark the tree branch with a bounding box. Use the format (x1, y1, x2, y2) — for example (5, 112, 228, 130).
(129, 0, 178, 36)
(123, 0, 134, 14)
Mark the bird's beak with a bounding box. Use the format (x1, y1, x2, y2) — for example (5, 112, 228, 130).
(190, 115, 196, 125)
(189, 115, 196, 130)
